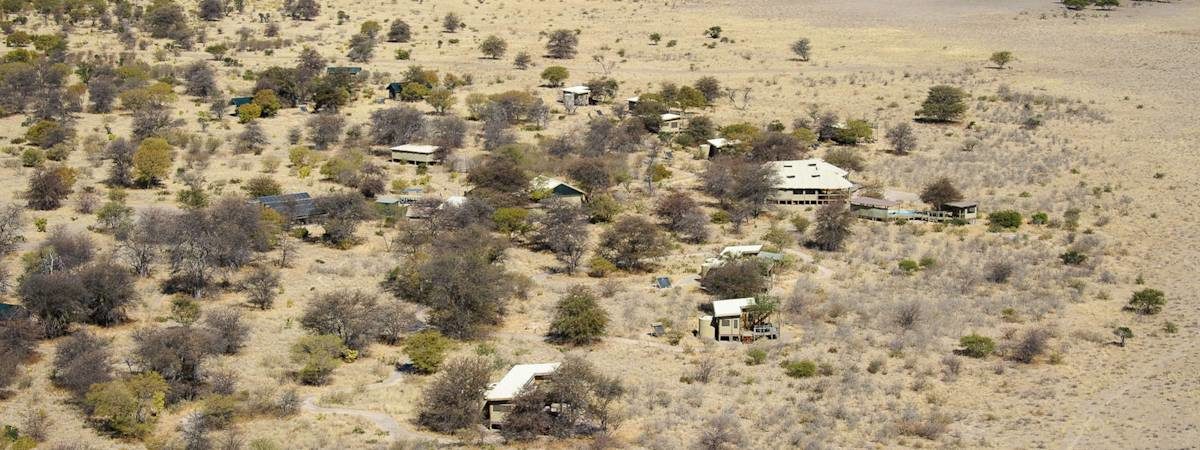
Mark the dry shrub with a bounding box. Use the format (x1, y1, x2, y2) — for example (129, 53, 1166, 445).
(894, 407, 951, 440)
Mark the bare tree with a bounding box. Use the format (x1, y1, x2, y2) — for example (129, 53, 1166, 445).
(809, 202, 853, 251)
(694, 410, 745, 450)
(416, 357, 491, 433)
(241, 265, 281, 310)
(52, 330, 113, 397)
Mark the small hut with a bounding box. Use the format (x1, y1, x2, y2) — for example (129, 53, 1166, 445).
(659, 113, 685, 133)
(701, 138, 740, 159)
(385, 82, 404, 99)
(561, 85, 591, 106)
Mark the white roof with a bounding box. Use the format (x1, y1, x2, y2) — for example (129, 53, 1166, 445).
(720, 244, 762, 257)
(485, 363, 561, 402)
(562, 85, 590, 94)
(661, 113, 682, 121)
(627, 96, 639, 102)
(769, 159, 853, 191)
(707, 138, 740, 148)
(443, 195, 466, 207)
(390, 144, 439, 154)
(713, 298, 755, 317)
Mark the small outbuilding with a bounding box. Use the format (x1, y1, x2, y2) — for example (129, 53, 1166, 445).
(483, 363, 561, 429)
(626, 96, 639, 110)
(659, 113, 684, 133)
(254, 192, 317, 224)
(385, 82, 404, 99)
(701, 138, 741, 159)
(390, 144, 442, 164)
(561, 85, 591, 106)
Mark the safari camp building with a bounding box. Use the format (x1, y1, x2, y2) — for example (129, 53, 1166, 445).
(483, 363, 560, 429)
(769, 159, 854, 205)
(696, 298, 779, 343)
(389, 144, 441, 164)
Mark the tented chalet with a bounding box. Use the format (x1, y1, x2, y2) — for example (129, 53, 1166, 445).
(696, 298, 779, 342)
(483, 363, 561, 429)
(253, 192, 317, 224)
(389, 144, 442, 164)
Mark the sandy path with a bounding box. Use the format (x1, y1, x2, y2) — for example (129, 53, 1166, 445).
(300, 371, 455, 445)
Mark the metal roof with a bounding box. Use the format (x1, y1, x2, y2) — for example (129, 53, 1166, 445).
(254, 193, 316, 220)
(661, 113, 682, 121)
(944, 201, 978, 208)
(562, 85, 590, 94)
(770, 159, 854, 191)
(485, 363, 561, 402)
(713, 298, 756, 317)
(390, 144, 439, 154)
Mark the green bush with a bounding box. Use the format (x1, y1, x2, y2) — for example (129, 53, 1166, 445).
(587, 256, 617, 278)
(781, 359, 816, 378)
(745, 348, 767, 366)
(1030, 211, 1049, 225)
(898, 259, 920, 274)
(403, 330, 454, 373)
(959, 333, 995, 358)
(1059, 250, 1087, 265)
(987, 210, 1022, 231)
(20, 148, 43, 167)
(395, 49, 412, 60)
(1128, 288, 1166, 315)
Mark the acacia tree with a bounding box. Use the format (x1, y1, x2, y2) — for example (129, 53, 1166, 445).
(700, 258, 769, 299)
(534, 200, 589, 274)
(368, 106, 426, 146)
(916, 85, 968, 122)
(53, 330, 113, 397)
(387, 19, 412, 42)
(920, 177, 963, 210)
(596, 216, 669, 271)
(416, 357, 491, 432)
(546, 29, 578, 59)
(548, 286, 609, 345)
(241, 265, 281, 310)
(654, 191, 708, 243)
(25, 166, 75, 210)
(886, 122, 918, 155)
(132, 138, 174, 186)
(479, 35, 507, 59)
(300, 290, 382, 350)
(989, 51, 1013, 69)
(701, 158, 776, 230)
(790, 38, 811, 61)
(808, 202, 853, 251)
